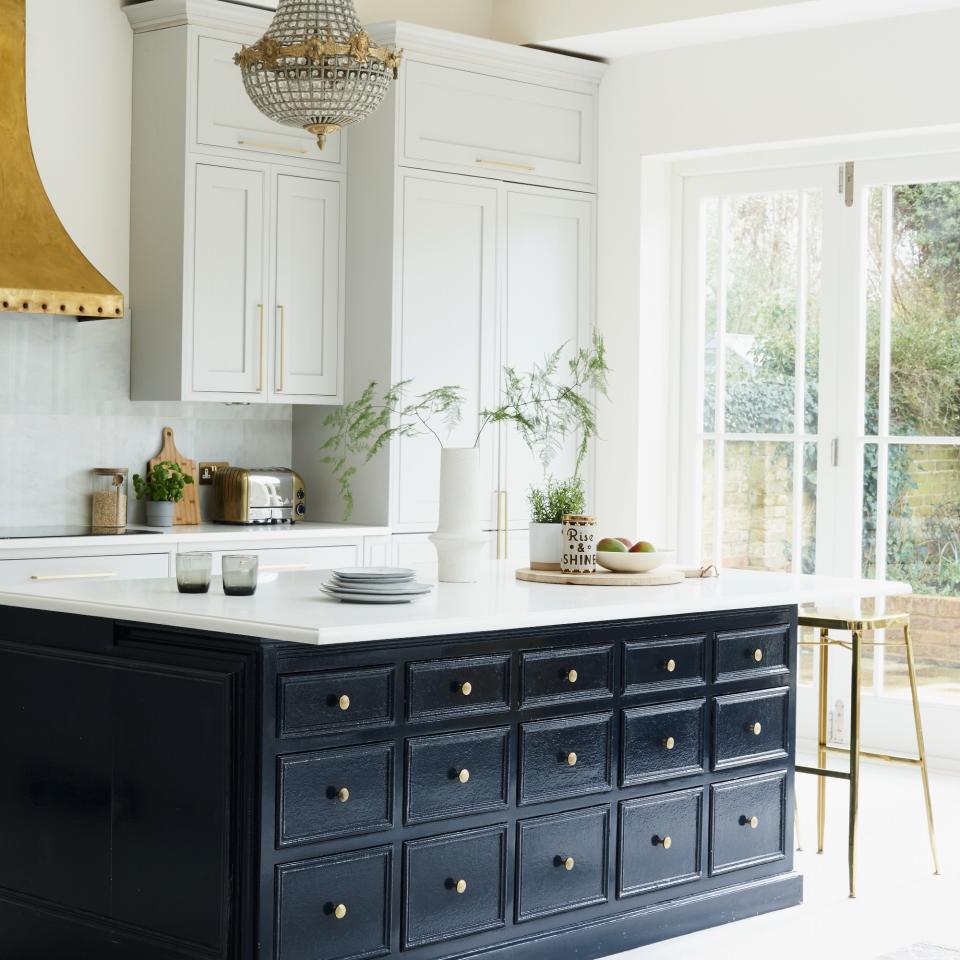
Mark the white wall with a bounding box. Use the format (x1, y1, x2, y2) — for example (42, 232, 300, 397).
(596, 8, 960, 548)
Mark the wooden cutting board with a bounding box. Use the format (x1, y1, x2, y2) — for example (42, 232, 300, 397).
(148, 426, 200, 525)
(516, 567, 684, 587)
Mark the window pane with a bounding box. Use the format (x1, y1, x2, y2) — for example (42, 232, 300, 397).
(803, 190, 822, 434)
(862, 442, 879, 580)
(703, 198, 720, 432)
(802, 441, 818, 574)
(721, 441, 794, 571)
(723, 193, 799, 434)
(864, 188, 882, 436)
(701, 439, 716, 566)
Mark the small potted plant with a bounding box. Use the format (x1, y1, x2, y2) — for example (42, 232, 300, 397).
(133, 460, 194, 527)
(528, 475, 586, 571)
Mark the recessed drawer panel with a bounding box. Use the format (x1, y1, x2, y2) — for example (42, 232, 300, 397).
(520, 644, 613, 708)
(0, 552, 169, 586)
(714, 625, 790, 682)
(278, 743, 393, 846)
(623, 635, 705, 694)
(519, 712, 612, 805)
(276, 846, 391, 960)
(407, 654, 510, 722)
(619, 788, 703, 898)
(516, 806, 609, 922)
(278, 666, 394, 738)
(621, 700, 705, 786)
(713, 687, 789, 771)
(402, 825, 507, 949)
(405, 726, 509, 825)
(710, 771, 787, 876)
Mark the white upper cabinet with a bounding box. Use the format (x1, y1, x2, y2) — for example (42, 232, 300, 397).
(402, 60, 597, 191)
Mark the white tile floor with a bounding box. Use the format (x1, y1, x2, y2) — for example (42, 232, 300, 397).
(605, 759, 959, 960)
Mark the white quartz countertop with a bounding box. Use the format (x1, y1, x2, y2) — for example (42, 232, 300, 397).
(0, 563, 911, 646)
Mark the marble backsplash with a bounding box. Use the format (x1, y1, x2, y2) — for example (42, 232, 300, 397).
(0, 313, 293, 528)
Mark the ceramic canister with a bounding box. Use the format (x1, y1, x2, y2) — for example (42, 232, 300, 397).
(560, 515, 598, 574)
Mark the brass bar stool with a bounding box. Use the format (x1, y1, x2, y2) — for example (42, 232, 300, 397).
(795, 608, 939, 898)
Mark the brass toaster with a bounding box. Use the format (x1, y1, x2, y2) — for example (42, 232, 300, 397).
(212, 467, 305, 524)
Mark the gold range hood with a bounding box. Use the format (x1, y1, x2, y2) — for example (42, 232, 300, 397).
(0, 0, 123, 320)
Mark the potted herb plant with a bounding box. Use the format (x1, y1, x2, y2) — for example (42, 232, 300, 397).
(528, 475, 586, 571)
(133, 460, 194, 527)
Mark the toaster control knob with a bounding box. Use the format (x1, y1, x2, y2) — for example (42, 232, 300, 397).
(295, 503, 306, 517)
(296, 488, 305, 500)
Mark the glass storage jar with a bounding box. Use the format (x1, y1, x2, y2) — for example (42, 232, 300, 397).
(91, 468, 128, 530)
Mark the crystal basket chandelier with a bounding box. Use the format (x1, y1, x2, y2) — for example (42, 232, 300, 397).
(235, 0, 402, 150)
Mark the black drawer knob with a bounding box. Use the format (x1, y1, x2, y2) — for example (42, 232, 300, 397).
(566, 669, 579, 684)
(333, 903, 347, 920)
(457, 768, 470, 784)
(752, 648, 764, 663)
(460, 681, 473, 697)
(565, 751, 578, 767)
(338, 694, 351, 711)
(663, 736, 676, 750)
(455, 879, 468, 894)
(655, 835, 672, 850)
(665, 658, 677, 673)
(336, 787, 350, 803)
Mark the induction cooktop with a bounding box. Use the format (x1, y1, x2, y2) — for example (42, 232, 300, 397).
(0, 526, 164, 540)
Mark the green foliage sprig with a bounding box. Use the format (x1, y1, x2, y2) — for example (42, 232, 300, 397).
(528, 475, 586, 525)
(132, 461, 194, 503)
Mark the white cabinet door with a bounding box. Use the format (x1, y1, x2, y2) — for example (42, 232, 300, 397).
(502, 189, 595, 529)
(395, 174, 500, 530)
(273, 174, 342, 401)
(191, 164, 266, 396)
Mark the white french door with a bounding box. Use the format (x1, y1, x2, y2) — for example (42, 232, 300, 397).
(680, 155, 960, 764)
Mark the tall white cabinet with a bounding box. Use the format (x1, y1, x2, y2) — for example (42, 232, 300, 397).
(293, 25, 605, 556)
(125, 1, 345, 405)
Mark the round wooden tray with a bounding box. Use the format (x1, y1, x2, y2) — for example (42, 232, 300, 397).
(515, 567, 685, 587)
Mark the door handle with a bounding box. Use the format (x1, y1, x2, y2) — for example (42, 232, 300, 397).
(30, 571, 118, 581)
(496, 490, 508, 559)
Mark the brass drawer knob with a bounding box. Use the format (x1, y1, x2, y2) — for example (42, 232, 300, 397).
(566, 669, 579, 684)
(337, 787, 350, 803)
(334, 903, 347, 920)
(742, 815, 760, 829)
(753, 648, 764, 663)
(565, 752, 578, 767)
(663, 736, 676, 750)
(561, 856, 575, 871)
(665, 659, 677, 673)
(455, 879, 467, 894)
(656, 835, 672, 849)
(749, 722, 762, 736)
(457, 768, 470, 784)
(338, 694, 351, 711)
(460, 681, 473, 697)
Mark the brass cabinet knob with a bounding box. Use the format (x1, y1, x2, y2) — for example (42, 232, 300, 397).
(561, 856, 575, 871)
(338, 694, 351, 711)
(457, 768, 470, 784)
(566, 669, 579, 684)
(753, 648, 764, 663)
(334, 903, 347, 920)
(455, 879, 467, 894)
(460, 681, 473, 697)
(337, 787, 350, 803)
(665, 659, 677, 673)
(656, 835, 672, 849)
(663, 736, 676, 750)
(743, 815, 760, 829)
(565, 752, 578, 767)
(749, 722, 762, 736)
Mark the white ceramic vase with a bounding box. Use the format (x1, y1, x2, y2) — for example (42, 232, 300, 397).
(528, 522, 562, 571)
(429, 447, 487, 583)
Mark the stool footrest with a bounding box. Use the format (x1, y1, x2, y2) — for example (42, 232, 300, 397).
(824, 744, 922, 766)
(796, 764, 851, 781)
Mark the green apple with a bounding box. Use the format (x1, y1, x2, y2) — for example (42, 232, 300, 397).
(629, 540, 656, 553)
(597, 537, 628, 553)
(615, 537, 633, 548)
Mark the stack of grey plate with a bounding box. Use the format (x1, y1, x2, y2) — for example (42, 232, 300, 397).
(321, 567, 434, 604)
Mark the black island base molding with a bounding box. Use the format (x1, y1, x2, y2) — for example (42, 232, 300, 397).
(0, 604, 800, 960)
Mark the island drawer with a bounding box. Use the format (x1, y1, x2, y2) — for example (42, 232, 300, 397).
(402, 825, 508, 949)
(520, 644, 613, 708)
(620, 699, 705, 786)
(278, 666, 395, 738)
(713, 687, 789, 771)
(407, 654, 510, 721)
(519, 712, 612, 805)
(714, 625, 790, 682)
(516, 806, 609, 922)
(405, 726, 510, 825)
(623, 635, 705, 694)
(618, 788, 703, 898)
(278, 743, 394, 846)
(275, 846, 391, 960)
(709, 771, 787, 876)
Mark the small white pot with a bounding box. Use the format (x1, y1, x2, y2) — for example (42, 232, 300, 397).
(146, 500, 175, 527)
(528, 522, 562, 571)
(430, 447, 487, 583)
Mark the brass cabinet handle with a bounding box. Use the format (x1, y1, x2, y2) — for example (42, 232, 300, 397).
(476, 157, 537, 173)
(565, 752, 578, 767)
(655, 835, 672, 849)
(333, 903, 347, 920)
(753, 648, 764, 663)
(337, 787, 350, 803)
(338, 694, 351, 711)
(237, 137, 308, 155)
(663, 736, 676, 750)
(257, 303, 265, 393)
(457, 768, 470, 784)
(742, 815, 760, 829)
(30, 571, 118, 581)
(455, 879, 467, 894)
(459, 681, 473, 697)
(665, 659, 677, 673)
(277, 304, 286, 392)
(566, 669, 579, 684)
(560, 856, 575, 871)
(749, 722, 762, 736)
(495, 490, 508, 559)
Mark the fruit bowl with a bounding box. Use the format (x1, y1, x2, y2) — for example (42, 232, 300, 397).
(596, 549, 675, 574)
